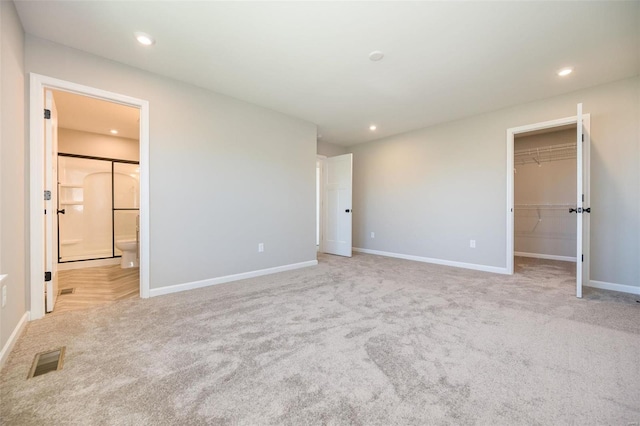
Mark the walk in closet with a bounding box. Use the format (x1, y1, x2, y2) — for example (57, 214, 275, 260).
(514, 126, 577, 262)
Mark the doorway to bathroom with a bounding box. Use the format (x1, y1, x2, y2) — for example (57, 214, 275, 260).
(29, 74, 150, 319)
(50, 90, 141, 314)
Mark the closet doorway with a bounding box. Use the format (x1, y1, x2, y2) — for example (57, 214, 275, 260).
(506, 104, 591, 298)
(514, 126, 577, 262)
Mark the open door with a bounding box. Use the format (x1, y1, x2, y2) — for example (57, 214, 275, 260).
(575, 103, 591, 298)
(44, 90, 59, 312)
(322, 153, 352, 257)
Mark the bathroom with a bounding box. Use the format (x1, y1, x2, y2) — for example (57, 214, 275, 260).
(52, 90, 141, 313)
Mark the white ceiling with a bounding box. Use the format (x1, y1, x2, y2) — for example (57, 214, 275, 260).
(52, 90, 140, 140)
(15, 1, 640, 146)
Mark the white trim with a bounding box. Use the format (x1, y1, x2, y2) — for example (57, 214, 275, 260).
(587, 280, 640, 296)
(149, 260, 318, 297)
(353, 248, 509, 274)
(316, 157, 324, 253)
(514, 252, 577, 263)
(0, 312, 29, 369)
(57, 258, 121, 271)
(506, 114, 580, 276)
(29, 73, 150, 320)
(0, 274, 7, 283)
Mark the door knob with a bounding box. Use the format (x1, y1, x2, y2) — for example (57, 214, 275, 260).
(57, 209, 66, 215)
(345, 209, 351, 213)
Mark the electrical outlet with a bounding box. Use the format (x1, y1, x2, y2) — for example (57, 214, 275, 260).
(258, 243, 264, 253)
(2, 285, 6, 308)
(470, 240, 476, 248)
(370, 232, 375, 238)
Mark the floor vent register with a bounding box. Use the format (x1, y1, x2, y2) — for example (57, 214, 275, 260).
(27, 347, 66, 379)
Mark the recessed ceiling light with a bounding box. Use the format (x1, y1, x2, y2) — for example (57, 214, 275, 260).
(557, 67, 573, 77)
(134, 32, 155, 46)
(110, 129, 118, 135)
(369, 51, 384, 62)
(369, 125, 377, 131)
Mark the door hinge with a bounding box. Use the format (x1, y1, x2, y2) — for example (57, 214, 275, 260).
(45, 271, 52, 282)
(581, 134, 584, 142)
(44, 109, 51, 119)
(44, 190, 51, 200)
(582, 194, 584, 202)
(581, 254, 584, 262)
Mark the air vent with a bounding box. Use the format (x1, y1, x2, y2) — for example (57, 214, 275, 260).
(27, 347, 65, 379)
(59, 288, 75, 295)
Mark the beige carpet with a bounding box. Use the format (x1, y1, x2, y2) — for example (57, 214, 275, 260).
(1, 254, 639, 425)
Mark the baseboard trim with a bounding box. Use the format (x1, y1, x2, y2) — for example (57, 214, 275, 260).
(515, 252, 577, 263)
(353, 248, 509, 275)
(149, 260, 319, 297)
(0, 311, 29, 369)
(586, 280, 640, 295)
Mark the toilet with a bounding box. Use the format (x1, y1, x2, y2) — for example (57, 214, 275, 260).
(115, 239, 139, 268)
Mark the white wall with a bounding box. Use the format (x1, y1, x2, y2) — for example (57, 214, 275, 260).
(26, 36, 317, 291)
(351, 76, 640, 290)
(317, 140, 348, 157)
(514, 129, 576, 258)
(58, 128, 139, 162)
(0, 0, 26, 354)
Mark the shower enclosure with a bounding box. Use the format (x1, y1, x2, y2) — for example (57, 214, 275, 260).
(57, 154, 140, 263)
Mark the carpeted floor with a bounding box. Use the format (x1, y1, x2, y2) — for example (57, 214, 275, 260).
(1, 254, 639, 425)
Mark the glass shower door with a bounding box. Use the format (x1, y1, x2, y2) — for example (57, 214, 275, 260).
(113, 162, 140, 256)
(58, 156, 113, 262)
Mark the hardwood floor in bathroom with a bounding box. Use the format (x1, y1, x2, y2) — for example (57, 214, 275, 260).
(53, 265, 139, 314)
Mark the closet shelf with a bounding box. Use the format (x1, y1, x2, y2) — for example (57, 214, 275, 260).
(514, 142, 576, 165)
(59, 184, 83, 188)
(60, 201, 84, 205)
(514, 203, 575, 210)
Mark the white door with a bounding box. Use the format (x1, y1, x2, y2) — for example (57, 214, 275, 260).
(576, 103, 591, 298)
(322, 153, 352, 257)
(44, 90, 59, 312)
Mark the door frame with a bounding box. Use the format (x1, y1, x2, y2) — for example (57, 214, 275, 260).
(316, 155, 326, 254)
(506, 113, 590, 276)
(29, 73, 151, 319)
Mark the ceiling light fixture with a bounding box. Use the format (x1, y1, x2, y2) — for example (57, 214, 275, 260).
(557, 67, 573, 77)
(110, 129, 119, 135)
(369, 125, 377, 131)
(369, 51, 384, 62)
(134, 32, 155, 46)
